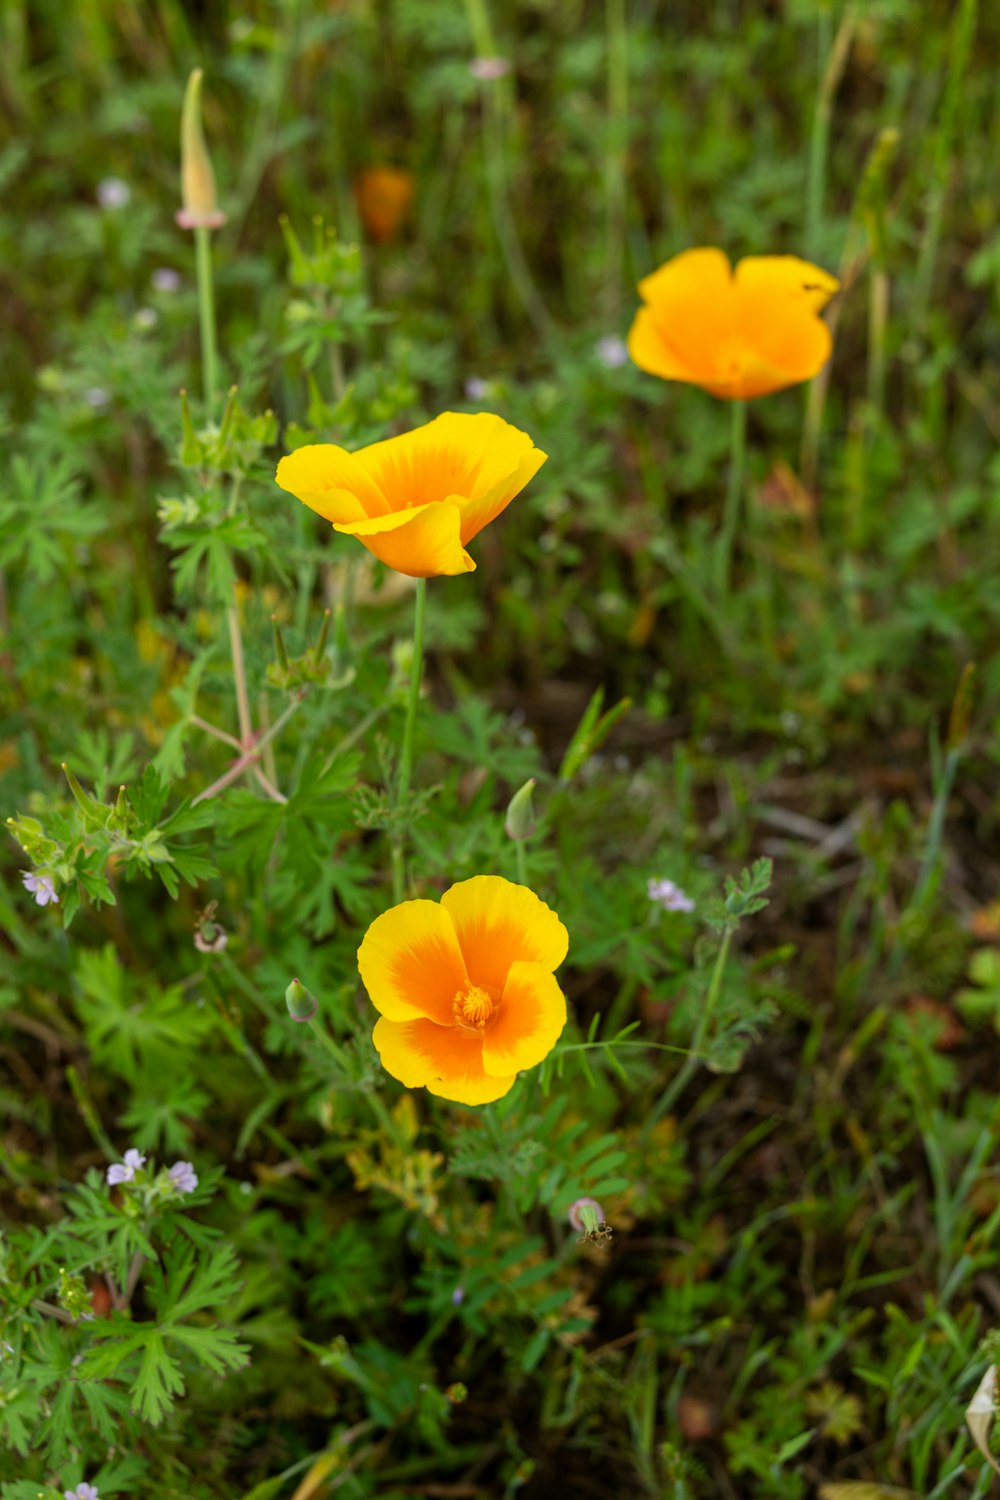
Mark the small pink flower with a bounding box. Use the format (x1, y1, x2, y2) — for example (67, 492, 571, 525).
(106, 1148, 146, 1186)
(64, 1484, 99, 1500)
(469, 56, 511, 81)
(595, 335, 628, 369)
(647, 877, 695, 913)
(568, 1196, 604, 1234)
(23, 872, 58, 907)
(168, 1161, 199, 1194)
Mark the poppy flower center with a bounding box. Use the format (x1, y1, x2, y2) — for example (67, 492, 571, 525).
(453, 984, 494, 1029)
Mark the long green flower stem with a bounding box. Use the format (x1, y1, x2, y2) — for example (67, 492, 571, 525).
(305, 1013, 401, 1144)
(194, 225, 219, 414)
(391, 578, 427, 903)
(644, 926, 733, 1137)
(715, 400, 747, 596)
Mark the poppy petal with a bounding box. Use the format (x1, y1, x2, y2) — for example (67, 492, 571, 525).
(636, 247, 739, 385)
(735, 256, 839, 314)
(440, 876, 568, 998)
(455, 444, 548, 545)
(372, 1016, 516, 1104)
(481, 961, 567, 1076)
(276, 444, 390, 523)
(334, 502, 474, 578)
(627, 307, 700, 385)
(358, 900, 469, 1025)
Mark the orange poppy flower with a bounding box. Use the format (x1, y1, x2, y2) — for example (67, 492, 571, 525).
(276, 412, 547, 578)
(354, 166, 415, 243)
(358, 875, 569, 1105)
(627, 248, 839, 400)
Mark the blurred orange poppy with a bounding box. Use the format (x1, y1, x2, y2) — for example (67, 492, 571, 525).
(276, 412, 547, 578)
(354, 166, 414, 243)
(358, 875, 569, 1105)
(628, 248, 839, 400)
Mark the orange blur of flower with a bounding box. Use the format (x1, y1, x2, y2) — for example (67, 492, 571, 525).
(276, 413, 547, 578)
(357, 875, 569, 1105)
(627, 248, 839, 401)
(354, 166, 415, 243)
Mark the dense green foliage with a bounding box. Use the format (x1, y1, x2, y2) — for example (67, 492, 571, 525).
(3, 1, 1000, 1496)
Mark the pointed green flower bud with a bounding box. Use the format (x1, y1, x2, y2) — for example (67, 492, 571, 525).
(176, 67, 226, 231)
(504, 778, 537, 842)
(285, 977, 318, 1024)
(272, 615, 290, 674)
(312, 608, 331, 665)
(179, 387, 201, 465)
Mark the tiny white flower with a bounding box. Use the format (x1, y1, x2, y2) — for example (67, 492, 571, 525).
(168, 1160, 199, 1194)
(83, 386, 110, 409)
(464, 376, 490, 402)
(647, 877, 695, 913)
(23, 871, 59, 906)
(96, 176, 130, 210)
(469, 56, 511, 80)
(595, 334, 628, 369)
(151, 266, 182, 293)
(134, 306, 158, 331)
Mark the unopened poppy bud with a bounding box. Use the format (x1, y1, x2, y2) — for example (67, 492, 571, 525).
(504, 778, 536, 841)
(285, 977, 317, 1023)
(176, 68, 226, 231)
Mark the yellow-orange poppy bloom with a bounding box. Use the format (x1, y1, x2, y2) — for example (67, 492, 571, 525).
(358, 875, 569, 1105)
(627, 248, 839, 400)
(276, 413, 547, 579)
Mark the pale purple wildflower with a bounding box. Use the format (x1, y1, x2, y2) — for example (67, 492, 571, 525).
(23, 872, 58, 907)
(96, 177, 130, 210)
(83, 387, 110, 409)
(168, 1161, 199, 1194)
(568, 1197, 604, 1233)
(451, 1285, 465, 1306)
(469, 56, 511, 81)
(647, 877, 695, 913)
(464, 376, 490, 402)
(595, 334, 628, 369)
(106, 1148, 146, 1186)
(65, 1484, 99, 1500)
(151, 266, 182, 293)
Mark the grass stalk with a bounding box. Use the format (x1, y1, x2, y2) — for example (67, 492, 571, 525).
(645, 926, 733, 1135)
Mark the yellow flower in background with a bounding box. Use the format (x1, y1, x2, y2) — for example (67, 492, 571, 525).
(627, 248, 839, 400)
(357, 875, 569, 1105)
(276, 413, 547, 579)
(354, 166, 415, 243)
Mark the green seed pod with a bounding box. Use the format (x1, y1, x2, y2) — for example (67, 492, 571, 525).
(285, 977, 318, 1024)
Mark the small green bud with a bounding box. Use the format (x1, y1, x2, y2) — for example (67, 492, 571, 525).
(285, 977, 318, 1023)
(504, 778, 537, 842)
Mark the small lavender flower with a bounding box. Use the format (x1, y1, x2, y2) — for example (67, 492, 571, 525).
(469, 56, 511, 80)
(595, 334, 628, 369)
(106, 1148, 146, 1186)
(151, 266, 182, 293)
(568, 1197, 604, 1234)
(168, 1160, 199, 1194)
(96, 176, 130, 210)
(22, 871, 58, 907)
(464, 376, 490, 402)
(647, 877, 695, 913)
(65, 1481, 99, 1499)
(83, 386, 110, 409)
(451, 1285, 465, 1306)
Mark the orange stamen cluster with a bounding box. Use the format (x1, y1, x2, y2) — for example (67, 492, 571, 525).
(454, 985, 494, 1029)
